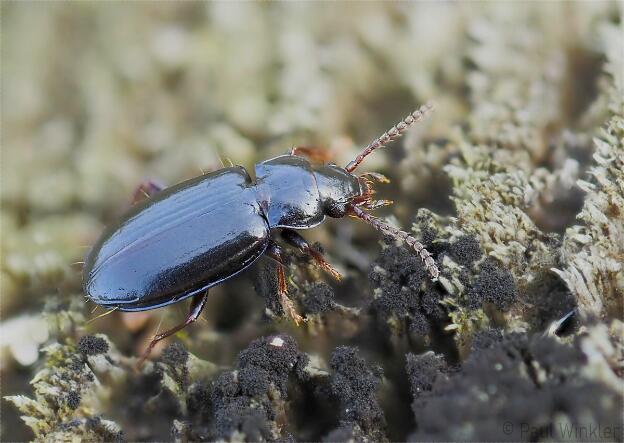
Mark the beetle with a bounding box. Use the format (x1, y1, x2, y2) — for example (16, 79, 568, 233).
(83, 103, 439, 362)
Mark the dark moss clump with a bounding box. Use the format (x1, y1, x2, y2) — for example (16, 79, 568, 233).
(327, 346, 386, 439)
(65, 391, 81, 410)
(187, 380, 212, 420)
(161, 342, 189, 367)
(212, 372, 273, 442)
(408, 331, 623, 441)
(237, 334, 303, 395)
(211, 335, 305, 441)
(238, 366, 270, 397)
(302, 282, 335, 314)
(369, 245, 427, 295)
(116, 370, 180, 440)
(77, 335, 109, 356)
(470, 327, 503, 350)
(405, 352, 447, 401)
(368, 245, 446, 337)
(449, 235, 482, 267)
(323, 422, 368, 443)
(419, 287, 447, 322)
(466, 258, 518, 310)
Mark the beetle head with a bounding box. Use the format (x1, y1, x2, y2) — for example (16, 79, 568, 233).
(313, 164, 362, 218)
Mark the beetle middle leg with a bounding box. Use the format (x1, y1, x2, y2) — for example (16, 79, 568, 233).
(280, 229, 342, 281)
(136, 290, 209, 368)
(266, 242, 305, 325)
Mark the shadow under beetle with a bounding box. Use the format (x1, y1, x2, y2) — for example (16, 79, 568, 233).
(83, 103, 439, 364)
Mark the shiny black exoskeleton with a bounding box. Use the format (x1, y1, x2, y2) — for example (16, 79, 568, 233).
(83, 103, 439, 363)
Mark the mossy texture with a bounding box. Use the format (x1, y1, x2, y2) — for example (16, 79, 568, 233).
(2, 2, 623, 442)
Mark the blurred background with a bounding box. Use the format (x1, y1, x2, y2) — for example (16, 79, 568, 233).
(1, 2, 622, 442)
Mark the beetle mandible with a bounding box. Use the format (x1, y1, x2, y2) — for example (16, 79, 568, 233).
(83, 103, 439, 363)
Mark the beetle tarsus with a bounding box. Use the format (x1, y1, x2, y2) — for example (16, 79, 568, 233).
(135, 290, 208, 369)
(281, 229, 342, 281)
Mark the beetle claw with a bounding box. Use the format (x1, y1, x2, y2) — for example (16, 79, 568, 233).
(278, 289, 305, 325)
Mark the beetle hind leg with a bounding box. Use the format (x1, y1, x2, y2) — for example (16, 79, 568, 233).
(266, 242, 305, 325)
(136, 290, 208, 368)
(281, 229, 342, 281)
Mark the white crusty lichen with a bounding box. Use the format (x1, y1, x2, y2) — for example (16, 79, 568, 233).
(553, 116, 624, 320)
(578, 319, 624, 393)
(4, 337, 125, 442)
(444, 139, 558, 285)
(552, 19, 624, 321)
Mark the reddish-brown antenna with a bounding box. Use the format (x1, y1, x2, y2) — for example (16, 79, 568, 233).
(345, 102, 435, 173)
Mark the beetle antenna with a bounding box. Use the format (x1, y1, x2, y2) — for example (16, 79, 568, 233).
(345, 102, 434, 173)
(348, 204, 439, 280)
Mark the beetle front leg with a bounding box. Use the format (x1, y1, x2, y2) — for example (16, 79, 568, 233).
(136, 290, 208, 368)
(266, 242, 305, 325)
(132, 179, 166, 204)
(281, 229, 342, 281)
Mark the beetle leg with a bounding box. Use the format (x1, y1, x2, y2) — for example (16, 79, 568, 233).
(266, 242, 305, 325)
(280, 229, 342, 281)
(132, 179, 166, 204)
(136, 290, 208, 368)
(290, 146, 332, 164)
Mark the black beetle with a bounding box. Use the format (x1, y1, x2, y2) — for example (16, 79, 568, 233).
(83, 103, 439, 362)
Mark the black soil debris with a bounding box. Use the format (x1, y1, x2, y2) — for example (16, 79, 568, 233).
(328, 346, 386, 440)
(407, 331, 623, 442)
